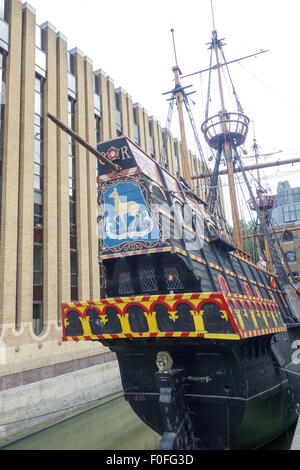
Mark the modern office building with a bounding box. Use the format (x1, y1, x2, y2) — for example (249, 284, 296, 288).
(0, 0, 210, 436)
(271, 181, 300, 280)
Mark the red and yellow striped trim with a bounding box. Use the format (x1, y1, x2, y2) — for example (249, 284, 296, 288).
(62, 291, 287, 344)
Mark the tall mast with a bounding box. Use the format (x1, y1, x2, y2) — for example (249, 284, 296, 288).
(212, 28, 243, 250)
(200, 2, 250, 250)
(171, 29, 192, 185)
(252, 133, 272, 268)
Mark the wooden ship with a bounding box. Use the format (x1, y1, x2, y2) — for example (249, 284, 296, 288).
(52, 14, 300, 450)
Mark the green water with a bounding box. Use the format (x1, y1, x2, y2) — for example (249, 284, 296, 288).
(1, 395, 296, 451)
(1, 396, 161, 451)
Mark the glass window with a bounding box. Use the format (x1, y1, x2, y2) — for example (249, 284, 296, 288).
(94, 93, 101, 115)
(134, 123, 140, 145)
(282, 230, 293, 242)
(285, 251, 296, 262)
(67, 53, 75, 74)
(0, 0, 5, 21)
(150, 136, 155, 157)
(283, 203, 300, 223)
(68, 72, 77, 99)
(95, 115, 101, 146)
(116, 109, 122, 133)
(68, 98, 78, 301)
(33, 303, 43, 336)
(33, 75, 44, 335)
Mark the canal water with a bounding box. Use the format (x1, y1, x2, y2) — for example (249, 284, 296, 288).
(1, 395, 161, 451)
(1, 395, 296, 451)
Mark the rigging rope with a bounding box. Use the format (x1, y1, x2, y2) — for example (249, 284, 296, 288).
(205, 47, 214, 121)
(220, 47, 244, 114)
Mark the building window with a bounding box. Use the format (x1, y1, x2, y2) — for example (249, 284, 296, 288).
(33, 74, 44, 336)
(95, 115, 101, 145)
(115, 92, 122, 136)
(283, 203, 300, 223)
(162, 132, 169, 169)
(282, 230, 294, 242)
(133, 108, 140, 145)
(0, 0, 8, 21)
(285, 251, 296, 263)
(149, 122, 155, 158)
(68, 97, 78, 301)
(0, 50, 6, 232)
(67, 52, 77, 99)
(94, 75, 101, 118)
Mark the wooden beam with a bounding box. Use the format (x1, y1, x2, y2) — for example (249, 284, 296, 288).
(242, 227, 300, 240)
(192, 157, 300, 180)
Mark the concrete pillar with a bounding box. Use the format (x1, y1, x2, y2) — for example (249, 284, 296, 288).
(56, 32, 70, 315)
(16, 3, 36, 328)
(42, 21, 58, 326)
(84, 56, 100, 300)
(0, 0, 22, 332)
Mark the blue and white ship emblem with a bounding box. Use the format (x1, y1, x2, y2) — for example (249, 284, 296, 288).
(103, 182, 160, 248)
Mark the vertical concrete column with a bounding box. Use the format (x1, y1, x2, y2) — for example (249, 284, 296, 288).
(0, 0, 22, 331)
(16, 3, 36, 328)
(142, 109, 151, 156)
(126, 94, 135, 141)
(116, 87, 128, 136)
(133, 103, 145, 150)
(56, 32, 70, 316)
(162, 129, 172, 173)
(42, 22, 58, 326)
(84, 56, 100, 300)
(149, 117, 160, 162)
(95, 69, 109, 142)
(71, 48, 90, 300)
(107, 76, 116, 139)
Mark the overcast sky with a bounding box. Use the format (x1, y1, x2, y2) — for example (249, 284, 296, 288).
(29, 0, 300, 223)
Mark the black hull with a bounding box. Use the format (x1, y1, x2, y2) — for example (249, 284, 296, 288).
(103, 325, 300, 450)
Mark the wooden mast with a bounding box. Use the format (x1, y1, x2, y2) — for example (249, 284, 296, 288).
(171, 29, 192, 185)
(211, 26, 243, 250)
(252, 136, 272, 269)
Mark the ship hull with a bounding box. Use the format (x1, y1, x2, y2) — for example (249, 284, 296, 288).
(103, 326, 300, 450)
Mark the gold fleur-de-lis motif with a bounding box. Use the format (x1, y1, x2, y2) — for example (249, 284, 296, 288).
(99, 315, 108, 325)
(169, 311, 179, 323)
